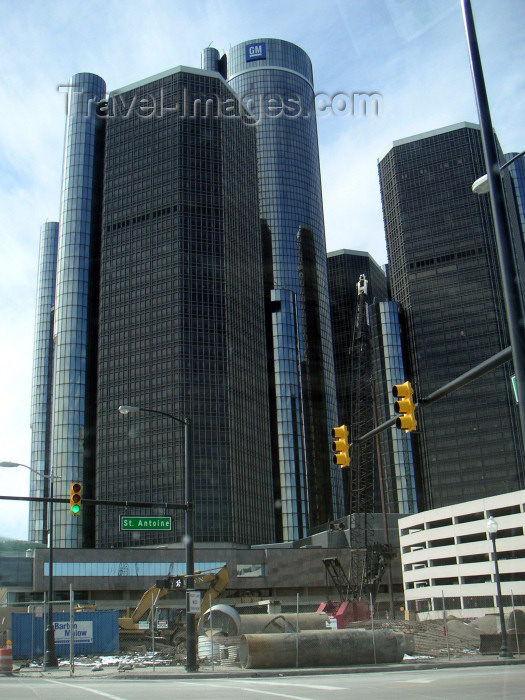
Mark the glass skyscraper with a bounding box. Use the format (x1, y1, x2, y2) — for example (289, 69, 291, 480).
(96, 66, 273, 547)
(379, 123, 524, 509)
(29, 222, 59, 543)
(369, 301, 417, 514)
(212, 39, 344, 539)
(327, 249, 388, 513)
(49, 73, 106, 548)
(326, 250, 416, 515)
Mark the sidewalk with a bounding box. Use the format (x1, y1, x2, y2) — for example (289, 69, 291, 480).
(10, 654, 525, 680)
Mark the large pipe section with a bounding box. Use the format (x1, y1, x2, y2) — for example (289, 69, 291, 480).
(239, 629, 406, 669)
(198, 609, 329, 636)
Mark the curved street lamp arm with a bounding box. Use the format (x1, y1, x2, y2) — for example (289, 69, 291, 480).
(118, 405, 187, 426)
(0, 460, 55, 481)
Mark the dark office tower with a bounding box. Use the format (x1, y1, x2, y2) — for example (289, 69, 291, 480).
(96, 67, 273, 547)
(29, 222, 59, 543)
(505, 153, 525, 235)
(327, 249, 388, 513)
(379, 122, 524, 509)
(503, 152, 525, 303)
(51, 74, 106, 548)
(369, 301, 417, 514)
(221, 40, 344, 539)
(327, 249, 388, 425)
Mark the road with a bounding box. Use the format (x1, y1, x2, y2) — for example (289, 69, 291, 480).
(3, 666, 524, 700)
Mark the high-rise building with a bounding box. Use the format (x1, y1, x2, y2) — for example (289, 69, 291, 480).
(50, 74, 106, 549)
(96, 66, 273, 547)
(218, 39, 344, 538)
(327, 250, 416, 516)
(504, 152, 525, 237)
(327, 250, 387, 513)
(503, 152, 525, 304)
(378, 122, 524, 510)
(31, 40, 341, 547)
(29, 222, 59, 544)
(369, 301, 417, 514)
(327, 249, 388, 427)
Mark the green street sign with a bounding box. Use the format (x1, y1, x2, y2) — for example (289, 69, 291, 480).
(511, 375, 519, 403)
(120, 516, 172, 531)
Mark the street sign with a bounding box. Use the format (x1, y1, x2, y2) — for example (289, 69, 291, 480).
(187, 590, 201, 614)
(120, 516, 172, 531)
(511, 375, 519, 403)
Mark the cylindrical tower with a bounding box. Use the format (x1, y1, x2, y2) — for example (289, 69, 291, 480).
(201, 46, 220, 72)
(222, 39, 343, 537)
(51, 73, 106, 547)
(29, 221, 59, 543)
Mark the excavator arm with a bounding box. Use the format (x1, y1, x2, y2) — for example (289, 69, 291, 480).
(118, 565, 229, 631)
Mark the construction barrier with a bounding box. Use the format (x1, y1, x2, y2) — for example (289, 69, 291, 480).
(0, 645, 13, 674)
(11, 611, 119, 658)
(239, 629, 407, 669)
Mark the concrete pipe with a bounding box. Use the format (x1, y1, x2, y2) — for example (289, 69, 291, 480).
(198, 608, 329, 636)
(236, 613, 329, 635)
(239, 629, 406, 669)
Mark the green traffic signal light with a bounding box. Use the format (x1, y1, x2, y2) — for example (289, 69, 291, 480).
(70, 482, 82, 516)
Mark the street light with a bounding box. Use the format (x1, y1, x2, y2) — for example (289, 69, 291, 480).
(472, 150, 525, 196)
(486, 515, 513, 658)
(118, 405, 197, 672)
(0, 461, 59, 668)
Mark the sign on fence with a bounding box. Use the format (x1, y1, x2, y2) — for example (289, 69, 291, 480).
(11, 611, 119, 659)
(54, 621, 93, 644)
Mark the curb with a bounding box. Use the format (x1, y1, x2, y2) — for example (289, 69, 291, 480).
(12, 656, 525, 680)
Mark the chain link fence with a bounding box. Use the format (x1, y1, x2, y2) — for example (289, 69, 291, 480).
(9, 592, 522, 671)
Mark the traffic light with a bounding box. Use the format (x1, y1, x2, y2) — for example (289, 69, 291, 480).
(70, 482, 82, 516)
(332, 425, 350, 468)
(392, 381, 417, 432)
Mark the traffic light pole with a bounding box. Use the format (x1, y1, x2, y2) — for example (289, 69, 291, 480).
(462, 0, 525, 452)
(354, 345, 513, 444)
(184, 418, 198, 673)
(43, 473, 58, 669)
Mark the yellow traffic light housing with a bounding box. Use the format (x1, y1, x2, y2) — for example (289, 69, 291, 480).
(392, 381, 417, 432)
(332, 425, 350, 468)
(70, 482, 82, 516)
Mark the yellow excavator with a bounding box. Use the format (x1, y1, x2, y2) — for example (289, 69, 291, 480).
(76, 565, 229, 645)
(117, 565, 229, 644)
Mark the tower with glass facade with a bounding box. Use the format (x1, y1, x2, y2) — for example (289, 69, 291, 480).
(96, 66, 273, 547)
(49, 73, 106, 548)
(369, 301, 417, 514)
(29, 222, 59, 543)
(378, 122, 524, 509)
(327, 250, 416, 515)
(209, 39, 343, 539)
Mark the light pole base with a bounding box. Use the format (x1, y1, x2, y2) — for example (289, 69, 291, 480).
(499, 649, 514, 659)
(44, 624, 59, 668)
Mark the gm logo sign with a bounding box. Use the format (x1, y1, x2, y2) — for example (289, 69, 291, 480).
(246, 42, 266, 62)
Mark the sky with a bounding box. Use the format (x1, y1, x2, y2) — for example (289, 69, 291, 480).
(1, 0, 524, 541)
